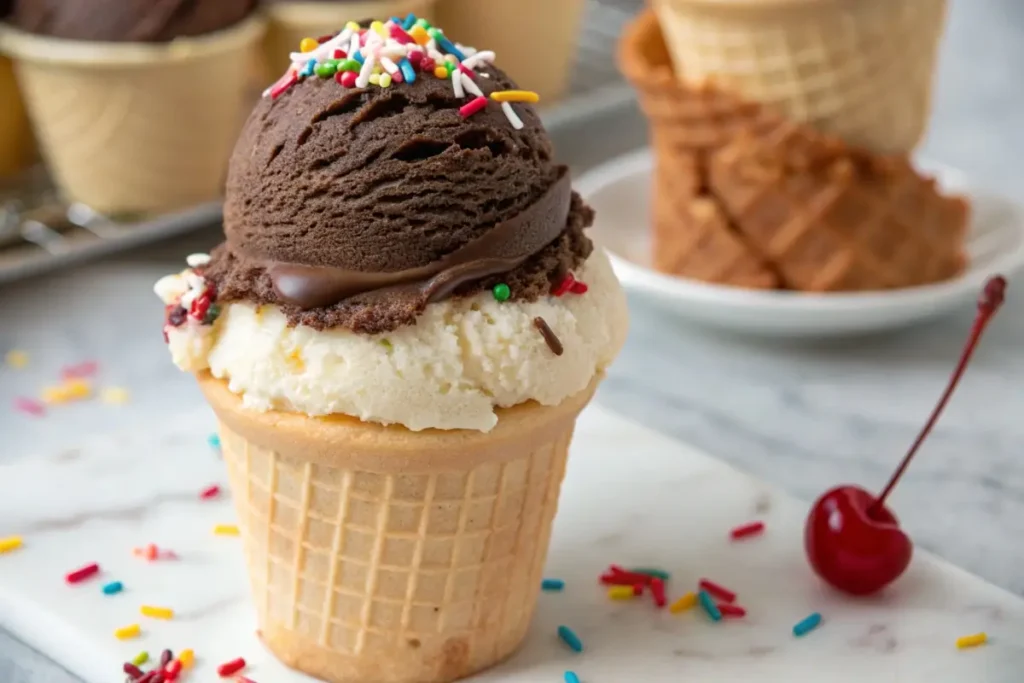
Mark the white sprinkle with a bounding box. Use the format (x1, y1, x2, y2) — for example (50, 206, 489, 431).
(428, 47, 446, 65)
(452, 68, 465, 98)
(426, 38, 438, 53)
(461, 72, 484, 97)
(462, 50, 496, 69)
(349, 34, 361, 60)
(186, 253, 211, 268)
(480, 73, 491, 79)
(379, 56, 399, 75)
(456, 42, 477, 58)
(184, 271, 206, 293)
(501, 102, 524, 130)
(153, 275, 187, 304)
(356, 52, 377, 88)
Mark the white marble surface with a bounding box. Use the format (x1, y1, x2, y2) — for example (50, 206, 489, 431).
(2, 404, 1023, 683)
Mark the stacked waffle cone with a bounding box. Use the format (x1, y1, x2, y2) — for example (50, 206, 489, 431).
(621, 9, 969, 292)
(200, 372, 596, 683)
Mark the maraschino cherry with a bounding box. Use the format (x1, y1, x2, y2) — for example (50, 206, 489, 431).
(805, 276, 1008, 595)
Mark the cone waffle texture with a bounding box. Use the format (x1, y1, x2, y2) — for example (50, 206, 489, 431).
(0, 57, 34, 177)
(0, 17, 264, 215)
(199, 372, 597, 683)
(621, 10, 968, 292)
(263, 1, 436, 76)
(650, 0, 948, 154)
(433, 0, 585, 103)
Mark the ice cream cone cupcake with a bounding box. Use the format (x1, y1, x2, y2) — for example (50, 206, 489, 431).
(650, 0, 949, 154)
(0, 55, 33, 178)
(1, 2, 264, 215)
(262, 1, 437, 77)
(433, 0, 586, 103)
(155, 17, 627, 683)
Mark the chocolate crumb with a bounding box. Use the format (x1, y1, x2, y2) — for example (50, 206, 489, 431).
(533, 317, 563, 356)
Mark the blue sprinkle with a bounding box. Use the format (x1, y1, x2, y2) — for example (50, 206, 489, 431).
(301, 59, 316, 77)
(697, 589, 721, 622)
(398, 58, 416, 84)
(353, 50, 365, 64)
(557, 625, 583, 653)
(207, 433, 221, 449)
(402, 13, 417, 31)
(102, 581, 123, 596)
(436, 34, 465, 62)
(793, 612, 822, 637)
(541, 578, 564, 592)
(564, 672, 581, 683)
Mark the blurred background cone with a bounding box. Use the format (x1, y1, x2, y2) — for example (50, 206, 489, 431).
(434, 0, 586, 104)
(262, 1, 437, 78)
(649, 0, 949, 154)
(0, 55, 34, 178)
(0, 16, 264, 216)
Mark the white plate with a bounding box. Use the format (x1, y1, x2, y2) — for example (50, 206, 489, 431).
(578, 148, 1024, 337)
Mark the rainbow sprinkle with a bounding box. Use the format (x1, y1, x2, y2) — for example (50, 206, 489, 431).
(793, 612, 822, 637)
(0, 536, 23, 554)
(564, 672, 581, 683)
(956, 632, 987, 649)
(4, 349, 29, 368)
(697, 589, 721, 622)
(214, 524, 240, 536)
(102, 581, 123, 595)
(557, 625, 583, 652)
(114, 623, 141, 640)
(541, 578, 564, 591)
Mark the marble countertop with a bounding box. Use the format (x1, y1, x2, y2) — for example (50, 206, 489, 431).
(2, 0, 1023, 680)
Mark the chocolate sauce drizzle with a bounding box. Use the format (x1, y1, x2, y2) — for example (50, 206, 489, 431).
(264, 170, 573, 310)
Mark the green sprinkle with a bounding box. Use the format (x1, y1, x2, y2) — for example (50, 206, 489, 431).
(339, 59, 361, 73)
(315, 62, 337, 78)
(379, 338, 393, 351)
(631, 567, 671, 580)
(415, 18, 432, 29)
(492, 283, 511, 302)
(132, 651, 149, 666)
(427, 27, 442, 40)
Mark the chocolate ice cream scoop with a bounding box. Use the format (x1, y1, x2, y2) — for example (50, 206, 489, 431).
(10, 0, 257, 41)
(208, 43, 592, 334)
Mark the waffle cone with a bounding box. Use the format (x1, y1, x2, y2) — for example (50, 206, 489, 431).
(0, 56, 34, 178)
(650, 0, 948, 154)
(433, 0, 586, 103)
(0, 17, 264, 215)
(262, 1, 437, 77)
(198, 372, 597, 683)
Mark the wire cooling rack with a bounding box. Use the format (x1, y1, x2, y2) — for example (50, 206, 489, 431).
(0, 0, 644, 286)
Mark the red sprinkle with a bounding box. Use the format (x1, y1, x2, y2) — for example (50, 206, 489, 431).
(569, 280, 589, 295)
(459, 96, 488, 118)
(236, 678, 259, 683)
(160, 650, 173, 667)
(340, 71, 358, 88)
(699, 578, 736, 603)
(137, 673, 156, 683)
(552, 273, 576, 296)
(730, 521, 765, 540)
(718, 603, 747, 618)
(217, 657, 246, 677)
(650, 577, 667, 608)
(633, 582, 645, 596)
(164, 660, 182, 680)
(269, 71, 298, 100)
(419, 57, 436, 73)
(457, 63, 476, 79)
(189, 292, 212, 321)
(145, 543, 158, 561)
(408, 49, 424, 65)
(123, 662, 144, 678)
(317, 34, 334, 43)
(600, 565, 655, 586)
(389, 24, 413, 44)
(392, 71, 404, 84)
(332, 48, 346, 59)
(65, 563, 99, 584)
(61, 360, 98, 379)
(14, 397, 45, 417)
(199, 484, 221, 500)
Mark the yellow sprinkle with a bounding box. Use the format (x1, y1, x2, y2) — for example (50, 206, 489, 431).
(409, 25, 429, 46)
(140, 605, 174, 620)
(379, 73, 393, 88)
(669, 592, 698, 614)
(345, 21, 360, 32)
(4, 350, 28, 369)
(433, 65, 449, 79)
(214, 524, 240, 536)
(100, 386, 130, 405)
(956, 632, 988, 649)
(491, 90, 541, 104)
(0, 536, 23, 554)
(369, 73, 381, 86)
(179, 648, 195, 668)
(607, 585, 635, 600)
(131, 651, 149, 666)
(299, 37, 318, 53)
(114, 624, 141, 640)
(370, 20, 386, 37)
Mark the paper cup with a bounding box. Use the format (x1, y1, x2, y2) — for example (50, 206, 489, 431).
(0, 55, 34, 177)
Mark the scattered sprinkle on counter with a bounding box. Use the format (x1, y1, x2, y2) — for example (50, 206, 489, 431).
(669, 592, 697, 614)
(216, 656, 247, 677)
(956, 632, 987, 649)
(541, 578, 564, 591)
(14, 396, 45, 417)
(61, 360, 98, 379)
(200, 484, 221, 499)
(102, 581, 123, 595)
(122, 662, 143, 678)
(607, 585, 636, 600)
(793, 612, 822, 637)
(65, 562, 100, 584)
(131, 651, 149, 666)
(719, 603, 747, 618)
(730, 520, 765, 540)
(208, 433, 221, 448)
(4, 349, 29, 368)
(0, 536, 23, 554)
(141, 605, 175, 620)
(698, 590, 722, 622)
(630, 567, 671, 580)
(114, 623, 141, 640)
(178, 649, 195, 668)
(564, 672, 581, 683)
(699, 578, 736, 603)
(214, 524, 240, 536)
(557, 625, 583, 652)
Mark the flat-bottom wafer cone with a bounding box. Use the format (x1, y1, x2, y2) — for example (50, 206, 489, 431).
(261, 1, 436, 80)
(0, 56, 34, 178)
(433, 0, 585, 103)
(199, 371, 597, 683)
(0, 16, 264, 216)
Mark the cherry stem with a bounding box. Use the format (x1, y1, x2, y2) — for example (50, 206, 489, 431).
(869, 276, 1008, 518)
